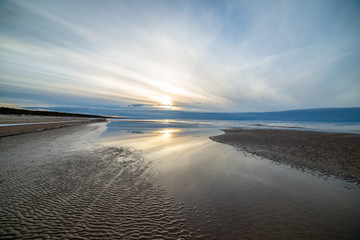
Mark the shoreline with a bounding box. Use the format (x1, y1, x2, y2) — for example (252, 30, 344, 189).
(0, 115, 106, 138)
(210, 128, 360, 183)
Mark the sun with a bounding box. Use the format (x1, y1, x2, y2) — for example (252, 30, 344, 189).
(161, 97, 172, 106)
(156, 96, 177, 109)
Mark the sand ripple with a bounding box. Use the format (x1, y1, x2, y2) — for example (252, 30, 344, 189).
(0, 125, 192, 239)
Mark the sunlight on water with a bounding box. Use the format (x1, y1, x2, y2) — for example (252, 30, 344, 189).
(159, 129, 177, 139)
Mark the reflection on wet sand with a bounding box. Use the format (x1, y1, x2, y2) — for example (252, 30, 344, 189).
(159, 129, 178, 139)
(102, 124, 360, 240)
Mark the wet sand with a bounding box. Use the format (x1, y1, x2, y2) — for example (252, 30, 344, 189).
(211, 128, 360, 183)
(1, 120, 360, 239)
(0, 123, 193, 239)
(0, 116, 106, 138)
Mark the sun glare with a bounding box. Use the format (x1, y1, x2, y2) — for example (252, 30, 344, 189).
(159, 129, 177, 138)
(157, 96, 177, 109)
(161, 97, 172, 106)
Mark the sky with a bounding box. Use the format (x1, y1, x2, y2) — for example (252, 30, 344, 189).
(0, 0, 359, 112)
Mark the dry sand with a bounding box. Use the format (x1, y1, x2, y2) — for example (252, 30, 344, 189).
(211, 128, 360, 183)
(0, 116, 106, 138)
(0, 123, 193, 239)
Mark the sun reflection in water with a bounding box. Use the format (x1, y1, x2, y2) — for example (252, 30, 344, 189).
(160, 129, 177, 138)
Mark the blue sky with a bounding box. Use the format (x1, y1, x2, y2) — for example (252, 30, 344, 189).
(0, 0, 359, 112)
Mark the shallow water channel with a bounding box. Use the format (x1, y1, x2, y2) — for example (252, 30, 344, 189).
(101, 119, 360, 240)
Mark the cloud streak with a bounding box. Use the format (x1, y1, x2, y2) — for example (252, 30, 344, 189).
(0, 0, 359, 111)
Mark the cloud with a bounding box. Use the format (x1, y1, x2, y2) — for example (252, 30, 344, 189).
(0, 0, 359, 112)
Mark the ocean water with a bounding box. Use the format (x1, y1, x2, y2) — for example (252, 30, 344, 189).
(99, 119, 360, 239)
(103, 118, 360, 134)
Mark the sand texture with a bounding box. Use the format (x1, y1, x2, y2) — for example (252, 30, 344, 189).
(0, 116, 106, 138)
(0, 124, 192, 239)
(211, 129, 360, 183)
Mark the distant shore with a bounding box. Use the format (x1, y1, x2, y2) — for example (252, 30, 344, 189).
(211, 128, 360, 183)
(0, 107, 108, 118)
(0, 115, 106, 138)
(0, 107, 108, 138)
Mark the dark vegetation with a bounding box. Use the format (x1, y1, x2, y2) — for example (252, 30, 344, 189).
(0, 107, 107, 118)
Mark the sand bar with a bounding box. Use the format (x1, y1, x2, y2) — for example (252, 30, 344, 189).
(0, 116, 106, 138)
(211, 128, 360, 183)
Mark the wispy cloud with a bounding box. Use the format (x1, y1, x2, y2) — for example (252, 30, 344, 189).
(0, 0, 359, 111)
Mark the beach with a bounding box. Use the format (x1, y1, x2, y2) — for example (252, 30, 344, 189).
(211, 128, 360, 183)
(0, 116, 106, 138)
(1, 118, 360, 239)
(0, 122, 193, 239)
(2, 0, 359, 238)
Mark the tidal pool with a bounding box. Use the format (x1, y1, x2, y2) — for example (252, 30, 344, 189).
(101, 119, 360, 239)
